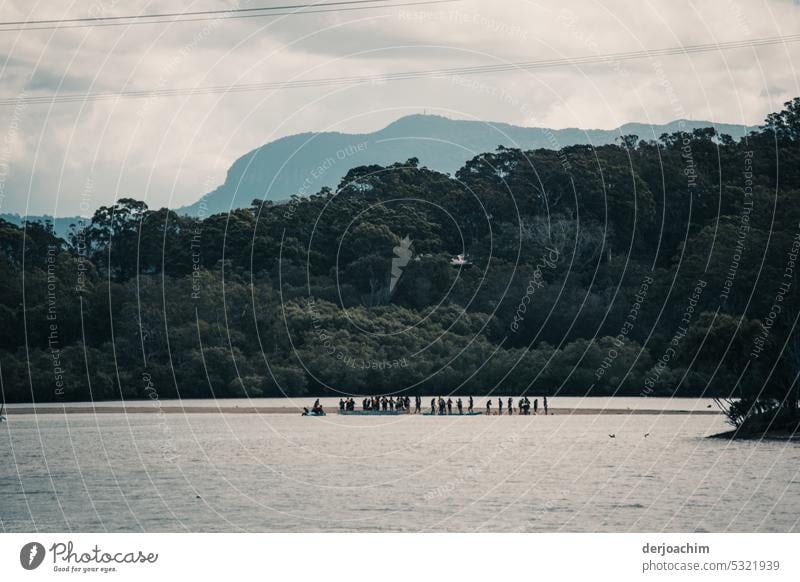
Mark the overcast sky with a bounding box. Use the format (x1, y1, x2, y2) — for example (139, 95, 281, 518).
(1, 0, 799, 216)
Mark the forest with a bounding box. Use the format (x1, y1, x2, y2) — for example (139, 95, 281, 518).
(2, 98, 799, 426)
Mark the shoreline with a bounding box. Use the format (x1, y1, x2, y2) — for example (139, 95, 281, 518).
(4, 406, 722, 416)
(709, 430, 800, 442)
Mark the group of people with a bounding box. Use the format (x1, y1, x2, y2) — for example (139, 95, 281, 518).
(330, 395, 550, 415)
(429, 395, 548, 415)
(485, 396, 547, 415)
(339, 395, 418, 412)
(433, 396, 470, 415)
(303, 399, 325, 415)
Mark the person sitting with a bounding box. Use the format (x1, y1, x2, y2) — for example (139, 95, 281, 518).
(312, 399, 323, 414)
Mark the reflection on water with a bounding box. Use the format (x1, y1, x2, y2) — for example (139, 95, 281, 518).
(1, 413, 798, 532)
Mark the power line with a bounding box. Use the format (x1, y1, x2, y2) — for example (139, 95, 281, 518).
(2, 33, 798, 107)
(0, 0, 398, 25)
(0, 0, 457, 32)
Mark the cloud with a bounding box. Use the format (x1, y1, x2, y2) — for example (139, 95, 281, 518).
(0, 0, 798, 215)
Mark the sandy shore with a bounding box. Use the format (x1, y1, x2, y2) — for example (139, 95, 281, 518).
(4, 406, 721, 416)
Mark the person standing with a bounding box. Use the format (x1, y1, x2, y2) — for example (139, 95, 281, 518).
(415, 395, 421, 414)
(544, 396, 549, 416)
(457, 398, 463, 414)
(430, 398, 436, 414)
(508, 397, 513, 415)
(498, 398, 504, 415)
(468, 396, 474, 413)
(486, 400, 492, 415)
(447, 398, 453, 415)
(533, 398, 539, 415)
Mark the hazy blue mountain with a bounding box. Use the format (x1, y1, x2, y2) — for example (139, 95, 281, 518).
(179, 114, 752, 216)
(0, 213, 86, 239)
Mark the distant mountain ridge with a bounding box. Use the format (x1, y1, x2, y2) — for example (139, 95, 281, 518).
(179, 114, 752, 216)
(0, 213, 85, 239)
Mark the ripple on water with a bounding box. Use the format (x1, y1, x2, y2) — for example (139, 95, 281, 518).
(1, 413, 798, 532)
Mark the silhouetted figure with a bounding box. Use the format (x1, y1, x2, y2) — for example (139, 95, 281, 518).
(457, 398, 463, 414)
(508, 397, 513, 415)
(486, 400, 492, 415)
(534, 399, 538, 415)
(544, 396, 549, 416)
(468, 396, 474, 413)
(431, 398, 436, 414)
(415, 395, 421, 414)
(447, 398, 453, 415)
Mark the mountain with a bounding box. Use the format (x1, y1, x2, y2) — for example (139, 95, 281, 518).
(178, 114, 752, 216)
(0, 213, 86, 239)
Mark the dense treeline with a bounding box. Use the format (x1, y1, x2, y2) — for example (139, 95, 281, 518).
(2, 98, 800, 421)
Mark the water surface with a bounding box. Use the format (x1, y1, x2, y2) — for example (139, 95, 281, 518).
(1, 411, 798, 532)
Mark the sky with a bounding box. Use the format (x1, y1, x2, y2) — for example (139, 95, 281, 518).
(0, 0, 799, 216)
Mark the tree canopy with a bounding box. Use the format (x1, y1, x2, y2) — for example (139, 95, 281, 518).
(2, 98, 800, 413)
